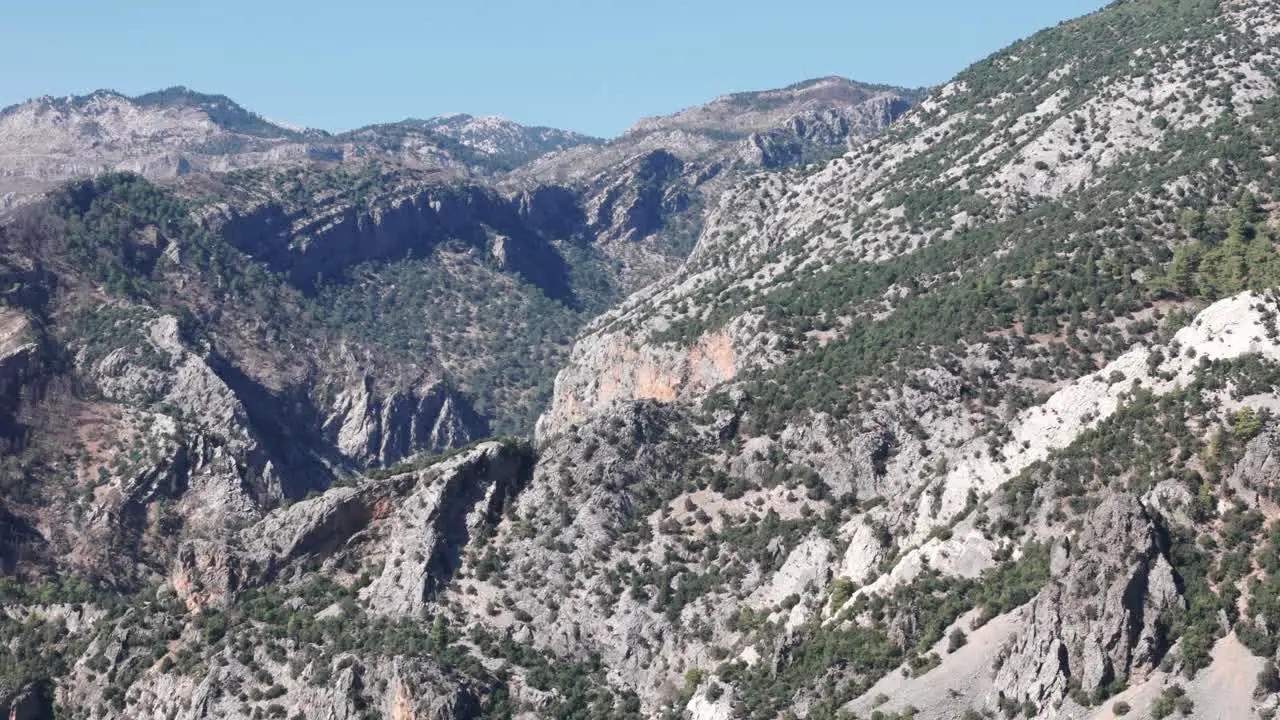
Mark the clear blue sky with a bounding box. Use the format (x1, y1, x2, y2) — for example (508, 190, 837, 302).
(1, 1, 1109, 138)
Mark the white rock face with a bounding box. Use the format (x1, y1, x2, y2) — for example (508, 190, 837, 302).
(837, 518, 890, 584)
(854, 529, 999, 600)
(685, 682, 735, 720)
(830, 291, 1280, 596)
(746, 534, 834, 611)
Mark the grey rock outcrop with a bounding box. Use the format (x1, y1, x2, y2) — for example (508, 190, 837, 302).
(324, 376, 483, 468)
(170, 472, 417, 610)
(361, 441, 530, 615)
(1228, 425, 1280, 506)
(170, 440, 531, 612)
(994, 495, 1182, 706)
(72, 312, 302, 502)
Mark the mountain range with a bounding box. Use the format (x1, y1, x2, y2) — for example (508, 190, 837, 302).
(6, 0, 1280, 718)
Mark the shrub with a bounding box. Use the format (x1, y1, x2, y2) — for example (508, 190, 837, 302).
(1151, 685, 1194, 718)
(830, 577, 854, 610)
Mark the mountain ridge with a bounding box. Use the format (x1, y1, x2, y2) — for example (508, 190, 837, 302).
(2, 73, 921, 194)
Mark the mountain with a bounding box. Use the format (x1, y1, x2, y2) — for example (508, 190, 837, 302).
(0, 78, 905, 203)
(514, 77, 919, 184)
(0, 71, 922, 718)
(0, 75, 915, 440)
(0, 77, 914, 291)
(530, 0, 1280, 715)
(0, 88, 599, 201)
(15, 0, 1280, 716)
(0, 87, 323, 198)
(504, 76, 919, 289)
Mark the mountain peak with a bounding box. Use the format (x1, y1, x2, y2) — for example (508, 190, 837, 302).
(130, 86, 305, 138)
(0, 86, 304, 140)
(619, 75, 921, 140)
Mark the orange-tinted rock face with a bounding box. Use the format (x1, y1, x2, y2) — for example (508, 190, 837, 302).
(539, 330, 739, 440)
(171, 541, 240, 612)
(631, 332, 737, 402)
(391, 683, 413, 720)
(692, 333, 737, 386)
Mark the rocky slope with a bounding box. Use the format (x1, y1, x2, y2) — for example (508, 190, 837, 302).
(507, 77, 919, 290)
(539, 0, 1280, 438)
(517, 0, 1280, 715)
(0, 88, 329, 199)
(16, 0, 1280, 718)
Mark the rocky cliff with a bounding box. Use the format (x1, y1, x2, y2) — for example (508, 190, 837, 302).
(195, 173, 573, 298)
